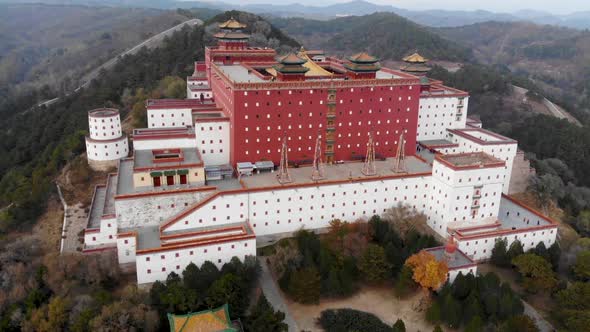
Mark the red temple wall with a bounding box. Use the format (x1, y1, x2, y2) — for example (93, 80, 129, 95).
(228, 84, 421, 165)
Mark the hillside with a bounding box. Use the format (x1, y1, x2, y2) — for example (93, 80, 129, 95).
(0, 10, 297, 235)
(436, 21, 590, 110)
(0, 4, 198, 97)
(270, 13, 472, 62)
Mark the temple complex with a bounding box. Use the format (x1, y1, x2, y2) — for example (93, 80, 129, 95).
(82, 18, 551, 285)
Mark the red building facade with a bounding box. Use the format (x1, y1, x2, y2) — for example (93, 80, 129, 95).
(205, 18, 422, 166)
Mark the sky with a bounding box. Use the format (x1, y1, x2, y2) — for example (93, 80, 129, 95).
(375, 0, 588, 14)
(223, 0, 589, 15)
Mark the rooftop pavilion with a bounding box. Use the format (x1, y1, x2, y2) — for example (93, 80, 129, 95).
(436, 152, 505, 170)
(212, 58, 416, 85)
(240, 156, 431, 189)
(133, 147, 203, 170)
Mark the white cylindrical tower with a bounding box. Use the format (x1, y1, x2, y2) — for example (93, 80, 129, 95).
(85, 108, 129, 170)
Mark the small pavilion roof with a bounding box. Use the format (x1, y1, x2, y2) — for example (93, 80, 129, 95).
(277, 52, 307, 65)
(403, 52, 428, 63)
(348, 52, 379, 63)
(218, 17, 246, 29)
(167, 304, 236, 332)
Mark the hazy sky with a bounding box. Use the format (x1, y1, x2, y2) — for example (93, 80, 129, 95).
(229, 0, 588, 15)
(374, 0, 588, 14)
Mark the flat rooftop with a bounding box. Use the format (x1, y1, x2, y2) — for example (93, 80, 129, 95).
(241, 156, 431, 189)
(146, 98, 215, 109)
(116, 158, 205, 195)
(449, 196, 556, 240)
(425, 246, 476, 269)
(217, 65, 266, 83)
(133, 127, 195, 140)
(134, 147, 202, 170)
(449, 128, 516, 145)
(437, 152, 504, 169)
(135, 221, 254, 251)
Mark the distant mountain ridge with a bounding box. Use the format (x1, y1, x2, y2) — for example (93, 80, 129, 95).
(270, 13, 472, 62)
(2, 0, 590, 29)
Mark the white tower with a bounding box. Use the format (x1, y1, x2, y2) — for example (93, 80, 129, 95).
(85, 108, 129, 171)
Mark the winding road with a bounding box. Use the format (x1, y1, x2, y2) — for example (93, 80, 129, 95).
(35, 18, 202, 109)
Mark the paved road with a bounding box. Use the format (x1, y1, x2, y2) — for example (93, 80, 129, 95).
(79, 18, 202, 88)
(33, 18, 202, 110)
(512, 84, 580, 126)
(259, 260, 299, 332)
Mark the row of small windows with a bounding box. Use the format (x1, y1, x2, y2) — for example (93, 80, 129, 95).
(243, 108, 410, 120)
(243, 85, 414, 96)
(243, 121, 409, 132)
(244, 96, 412, 108)
(150, 113, 187, 118)
(152, 122, 187, 127)
(92, 117, 117, 122)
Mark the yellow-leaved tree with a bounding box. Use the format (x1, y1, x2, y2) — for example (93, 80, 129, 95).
(405, 251, 449, 291)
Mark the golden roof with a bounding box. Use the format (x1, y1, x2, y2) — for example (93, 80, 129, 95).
(403, 52, 428, 63)
(348, 52, 378, 63)
(298, 49, 334, 77)
(168, 305, 235, 332)
(219, 17, 246, 29)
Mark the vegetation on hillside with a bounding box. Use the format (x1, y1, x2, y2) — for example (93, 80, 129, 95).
(0, 11, 298, 235)
(435, 21, 590, 119)
(270, 210, 438, 303)
(0, 4, 196, 99)
(270, 13, 472, 61)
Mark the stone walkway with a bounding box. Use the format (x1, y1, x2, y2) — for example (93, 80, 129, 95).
(259, 260, 299, 332)
(58, 185, 87, 253)
(523, 301, 554, 332)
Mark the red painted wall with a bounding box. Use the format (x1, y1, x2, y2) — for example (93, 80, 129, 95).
(227, 85, 420, 165)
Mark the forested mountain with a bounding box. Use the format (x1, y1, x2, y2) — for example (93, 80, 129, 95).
(270, 13, 472, 62)
(0, 11, 298, 234)
(5, 0, 590, 29)
(0, 4, 217, 104)
(436, 21, 590, 109)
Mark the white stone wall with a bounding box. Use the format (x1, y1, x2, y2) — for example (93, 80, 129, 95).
(133, 136, 197, 151)
(188, 89, 213, 100)
(135, 237, 256, 284)
(428, 160, 504, 237)
(115, 190, 214, 228)
(195, 121, 230, 166)
(417, 96, 468, 141)
(442, 132, 517, 194)
(148, 108, 192, 128)
(89, 113, 122, 140)
(163, 176, 430, 235)
(454, 197, 558, 261)
(86, 136, 128, 162)
(117, 235, 137, 264)
(84, 216, 117, 246)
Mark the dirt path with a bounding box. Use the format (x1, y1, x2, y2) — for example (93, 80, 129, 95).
(286, 286, 437, 332)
